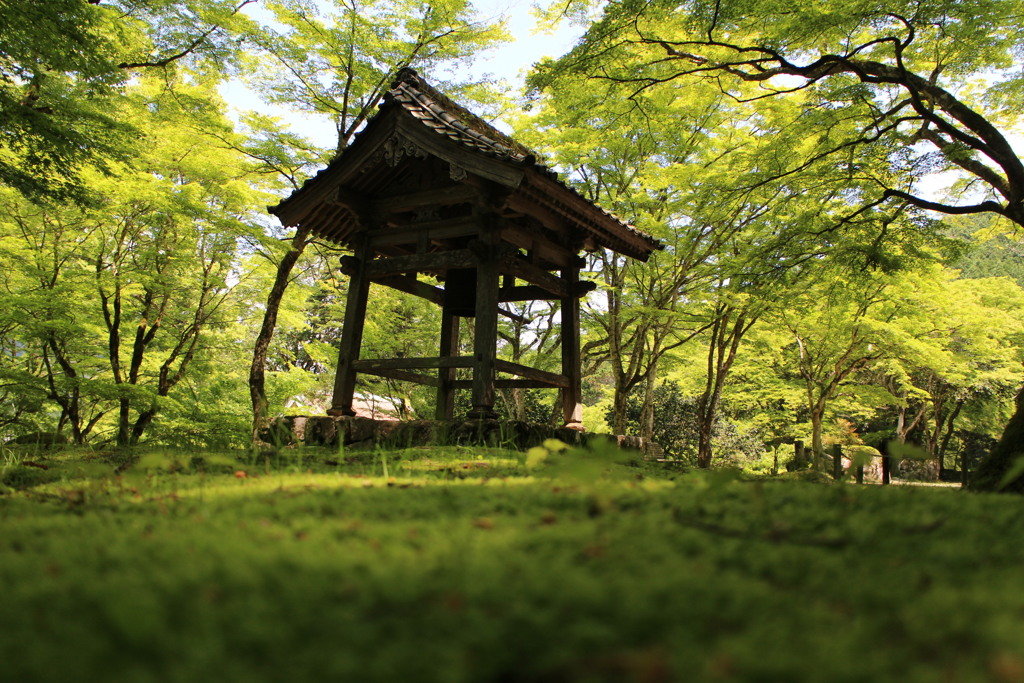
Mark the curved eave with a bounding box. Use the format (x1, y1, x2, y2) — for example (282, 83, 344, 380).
(521, 171, 663, 262)
(268, 112, 400, 231)
(266, 87, 663, 261)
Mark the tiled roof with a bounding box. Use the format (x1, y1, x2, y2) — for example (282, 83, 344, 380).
(384, 68, 661, 255)
(386, 68, 536, 163)
(271, 68, 662, 258)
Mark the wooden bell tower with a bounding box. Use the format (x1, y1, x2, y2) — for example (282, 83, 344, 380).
(269, 69, 660, 428)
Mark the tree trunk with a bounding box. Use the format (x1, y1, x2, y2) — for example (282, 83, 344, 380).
(880, 440, 892, 485)
(937, 400, 963, 480)
(43, 342, 85, 445)
(641, 361, 657, 442)
(695, 382, 723, 469)
(130, 408, 156, 446)
(810, 407, 825, 471)
(694, 308, 756, 469)
(971, 389, 1024, 493)
(66, 391, 83, 445)
(250, 227, 310, 445)
(117, 399, 131, 447)
(611, 379, 629, 435)
(831, 443, 843, 480)
(696, 416, 714, 469)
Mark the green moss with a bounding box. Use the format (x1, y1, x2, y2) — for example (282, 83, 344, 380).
(1, 447, 1023, 682)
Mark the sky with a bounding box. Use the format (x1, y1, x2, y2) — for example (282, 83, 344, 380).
(464, 0, 584, 82)
(219, 1, 1021, 207)
(221, 0, 584, 148)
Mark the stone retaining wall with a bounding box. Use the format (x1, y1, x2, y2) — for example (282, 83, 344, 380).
(260, 416, 659, 457)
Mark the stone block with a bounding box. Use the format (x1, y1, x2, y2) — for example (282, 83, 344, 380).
(264, 416, 663, 457)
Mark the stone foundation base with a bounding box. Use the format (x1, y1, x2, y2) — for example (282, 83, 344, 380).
(897, 457, 940, 482)
(260, 416, 660, 457)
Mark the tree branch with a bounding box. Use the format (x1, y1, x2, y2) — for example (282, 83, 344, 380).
(119, 0, 257, 70)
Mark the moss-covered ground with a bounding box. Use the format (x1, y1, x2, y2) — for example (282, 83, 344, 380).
(2, 442, 1023, 682)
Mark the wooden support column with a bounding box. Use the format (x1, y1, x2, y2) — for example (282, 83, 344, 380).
(435, 310, 460, 420)
(561, 264, 584, 429)
(328, 235, 372, 416)
(467, 221, 500, 420)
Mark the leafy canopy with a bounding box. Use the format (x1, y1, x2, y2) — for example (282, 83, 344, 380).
(533, 0, 1024, 228)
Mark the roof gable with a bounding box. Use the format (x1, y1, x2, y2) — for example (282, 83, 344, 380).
(270, 69, 662, 261)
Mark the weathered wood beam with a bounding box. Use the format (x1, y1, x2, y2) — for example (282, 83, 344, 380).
(460, 173, 517, 211)
(493, 359, 569, 388)
(503, 192, 569, 235)
(500, 223, 576, 269)
(498, 281, 597, 302)
(469, 228, 500, 420)
(369, 216, 479, 249)
(521, 179, 659, 261)
(436, 310, 459, 420)
(328, 235, 372, 417)
(268, 119, 395, 229)
(371, 184, 481, 214)
(355, 366, 440, 387)
(348, 255, 540, 314)
(399, 119, 525, 188)
(561, 266, 583, 429)
(450, 379, 568, 389)
(335, 187, 372, 223)
(352, 357, 475, 371)
(498, 255, 571, 298)
(338, 255, 360, 276)
(374, 275, 444, 305)
(306, 203, 353, 245)
(365, 249, 476, 277)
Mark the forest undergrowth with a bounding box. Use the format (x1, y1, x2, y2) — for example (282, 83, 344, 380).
(2, 442, 1023, 682)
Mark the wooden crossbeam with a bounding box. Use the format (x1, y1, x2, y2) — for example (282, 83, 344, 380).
(499, 281, 597, 302)
(365, 250, 476, 277)
(346, 260, 537, 320)
(498, 255, 571, 298)
(500, 223, 576, 269)
(371, 184, 480, 214)
(352, 358, 566, 386)
(354, 366, 440, 387)
(374, 275, 444, 305)
(493, 359, 569, 388)
(353, 357, 475, 371)
(354, 249, 589, 303)
(450, 379, 566, 389)
(368, 216, 479, 249)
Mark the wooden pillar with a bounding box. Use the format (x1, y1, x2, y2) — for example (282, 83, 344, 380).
(435, 309, 460, 421)
(328, 235, 371, 417)
(831, 443, 843, 480)
(467, 226, 499, 420)
(561, 264, 583, 430)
